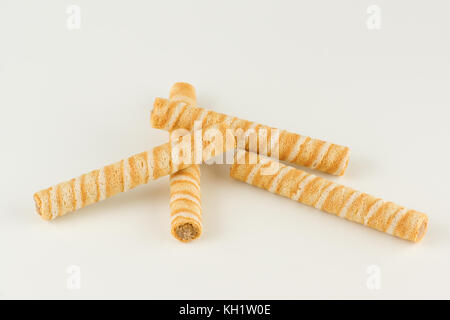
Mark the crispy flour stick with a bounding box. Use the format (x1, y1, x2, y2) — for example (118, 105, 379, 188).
(151, 99, 350, 176)
(34, 122, 235, 220)
(230, 151, 428, 242)
(169, 83, 202, 242)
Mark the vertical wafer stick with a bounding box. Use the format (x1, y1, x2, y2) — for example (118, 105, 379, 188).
(169, 82, 202, 242)
(151, 99, 350, 176)
(34, 121, 235, 220)
(230, 151, 428, 242)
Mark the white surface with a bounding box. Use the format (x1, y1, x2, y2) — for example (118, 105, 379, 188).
(1, 0, 449, 299)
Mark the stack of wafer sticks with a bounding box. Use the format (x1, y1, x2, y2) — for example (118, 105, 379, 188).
(34, 82, 428, 243)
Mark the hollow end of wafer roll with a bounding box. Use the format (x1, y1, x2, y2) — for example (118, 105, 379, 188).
(171, 217, 202, 242)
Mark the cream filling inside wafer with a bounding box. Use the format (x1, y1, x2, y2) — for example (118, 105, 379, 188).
(170, 192, 201, 208)
(174, 223, 199, 241)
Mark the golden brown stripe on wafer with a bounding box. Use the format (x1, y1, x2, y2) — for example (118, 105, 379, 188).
(128, 151, 148, 188)
(170, 207, 201, 219)
(170, 178, 200, 191)
(168, 82, 203, 242)
(230, 151, 428, 243)
(170, 190, 201, 203)
(151, 98, 350, 176)
(34, 122, 235, 220)
(169, 83, 197, 106)
(170, 197, 201, 212)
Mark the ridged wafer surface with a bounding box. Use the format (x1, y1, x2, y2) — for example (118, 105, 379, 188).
(34, 122, 234, 220)
(169, 82, 202, 242)
(151, 98, 350, 176)
(230, 151, 428, 242)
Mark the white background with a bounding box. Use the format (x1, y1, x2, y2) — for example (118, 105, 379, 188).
(1, 0, 449, 299)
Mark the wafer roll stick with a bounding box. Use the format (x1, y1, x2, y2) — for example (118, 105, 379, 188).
(230, 151, 428, 242)
(151, 99, 350, 176)
(169, 82, 202, 242)
(34, 122, 235, 220)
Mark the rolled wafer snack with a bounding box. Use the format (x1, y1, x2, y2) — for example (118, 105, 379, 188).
(230, 151, 428, 242)
(151, 98, 350, 176)
(33, 121, 235, 220)
(168, 82, 202, 242)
